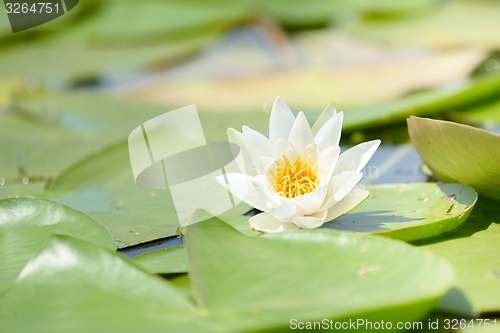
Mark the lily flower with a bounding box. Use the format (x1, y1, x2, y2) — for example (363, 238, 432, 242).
(216, 97, 380, 233)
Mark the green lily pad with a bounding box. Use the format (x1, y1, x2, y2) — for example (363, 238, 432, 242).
(0, 0, 238, 83)
(338, 73, 500, 132)
(0, 197, 114, 293)
(81, 0, 249, 45)
(321, 183, 477, 242)
(0, 91, 175, 191)
(418, 197, 500, 316)
(132, 246, 187, 274)
(0, 235, 208, 333)
(349, 1, 500, 50)
(408, 116, 500, 201)
(47, 141, 180, 247)
(185, 217, 455, 331)
(449, 99, 500, 127)
(0, 24, 223, 83)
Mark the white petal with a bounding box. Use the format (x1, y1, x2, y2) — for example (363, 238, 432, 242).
(242, 126, 273, 162)
(325, 189, 369, 222)
(335, 140, 381, 173)
(252, 174, 282, 208)
(227, 128, 254, 175)
(318, 145, 340, 181)
(291, 185, 328, 215)
(314, 111, 343, 152)
(301, 142, 319, 162)
(269, 97, 296, 144)
(252, 175, 303, 221)
(312, 102, 337, 135)
(268, 203, 303, 222)
(288, 112, 314, 153)
(292, 210, 328, 229)
(216, 173, 268, 212)
(258, 156, 275, 174)
(249, 212, 300, 233)
(253, 175, 303, 218)
(321, 172, 363, 210)
(273, 138, 298, 163)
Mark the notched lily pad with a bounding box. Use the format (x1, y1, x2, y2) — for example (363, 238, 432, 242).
(320, 182, 477, 242)
(408, 116, 500, 201)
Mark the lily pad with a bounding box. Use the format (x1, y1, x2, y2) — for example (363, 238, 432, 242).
(80, 0, 249, 45)
(350, 1, 500, 50)
(340, 73, 500, 132)
(321, 183, 477, 242)
(169, 274, 196, 303)
(0, 90, 175, 191)
(449, 99, 500, 128)
(47, 141, 180, 247)
(0, 197, 114, 293)
(408, 116, 500, 201)
(418, 197, 500, 316)
(0, 235, 208, 333)
(185, 217, 455, 331)
(132, 246, 187, 274)
(0, 23, 223, 83)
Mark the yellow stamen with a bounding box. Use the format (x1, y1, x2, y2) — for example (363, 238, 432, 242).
(271, 154, 319, 198)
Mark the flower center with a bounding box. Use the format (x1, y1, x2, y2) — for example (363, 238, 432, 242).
(270, 154, 319, 198)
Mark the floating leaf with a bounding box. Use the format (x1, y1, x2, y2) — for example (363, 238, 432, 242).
(408, 116, 500, 201)
(46, 141, 180, 247)
(81, 0, 250, 45)
(0, 235, 208, 333)
(185, 217, 455, 331)
(0, 197, 114, 293)
(169, 274, 196, 303)
(132, 246, 187, 274)
(0, 91, 174, 191)
(418, 197, 500, 316)
(350, 1, 500, 50)
(339, 73, 500, 132)
(321, 183, 477, 242)
(0, 25, 223, 82)
(449, 99, 500, 127)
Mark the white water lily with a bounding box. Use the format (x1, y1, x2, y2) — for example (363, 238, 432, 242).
(216, 97, 380, 233)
